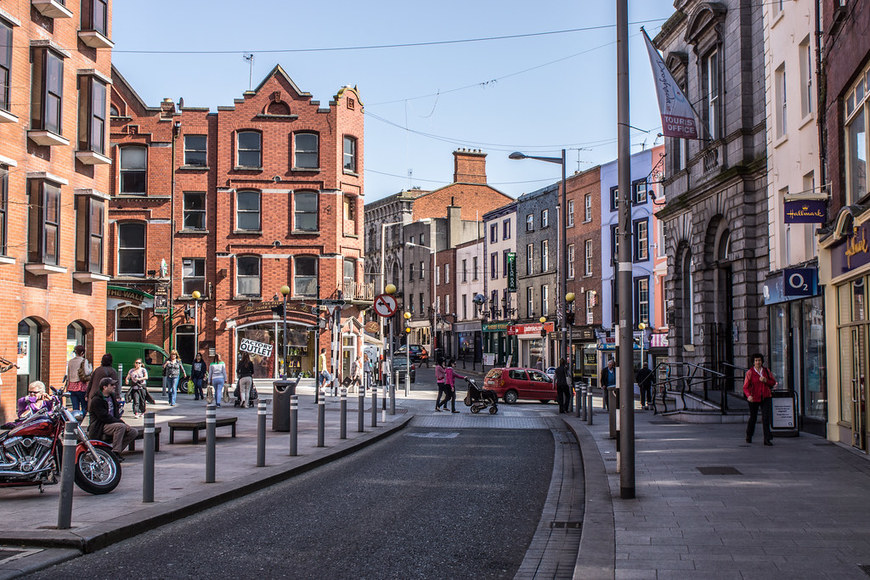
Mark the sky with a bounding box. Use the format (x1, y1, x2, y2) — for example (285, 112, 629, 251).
(112, 1, 678, 202)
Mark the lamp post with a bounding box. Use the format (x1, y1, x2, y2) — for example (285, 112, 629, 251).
(539, 316, 548, 369)
(403, 311, 411, 395)
(385, 283, 396, 395)
(566, 292, 575, 375)
(279, 285, 290, 378)
(191, 290, 201, 357)
(638, 322, 646, 368)
(510, 149, 568, 366)
(380, 221, 403, 356)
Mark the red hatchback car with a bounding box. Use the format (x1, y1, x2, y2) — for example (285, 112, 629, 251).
(483, 367, 557, 404)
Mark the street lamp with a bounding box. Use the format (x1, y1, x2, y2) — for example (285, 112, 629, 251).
(539, 316, 548, 368)
(403, 311, 412, 396)
(385, 284, 397, 397)
(510, 149, 568, 368)
(191, 290, 201, 357)
(566, 292, 575, 375)
(638, 322, 646, 368)
(279, 285, 290, 378)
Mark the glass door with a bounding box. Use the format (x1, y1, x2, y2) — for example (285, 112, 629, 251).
(852, 326, 867, 451)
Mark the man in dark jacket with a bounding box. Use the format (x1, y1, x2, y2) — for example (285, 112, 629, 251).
(635, 363, 655, 410)
(88, 377, 138, 457)
(554, 358, 573, 414)
(600, 359, 616, 410)
(87, 353, 121, 407)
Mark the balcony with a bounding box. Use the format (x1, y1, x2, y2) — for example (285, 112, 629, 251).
(32, 0, 72, 19)
(78, 29, 114, 49)
(28, 130, 69, 147)
(75, 150, 112, 165)
(343, 280, 375, 304)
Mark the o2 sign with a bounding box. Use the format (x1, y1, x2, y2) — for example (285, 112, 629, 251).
(783, 268, 816, 297)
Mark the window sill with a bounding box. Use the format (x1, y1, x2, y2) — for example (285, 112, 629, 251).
(178, 229, 209, 235)
(178, 295, 210, 301)
(232, 229, 262, 235)
(343, 169, 359, 177)
(233, 166, 263, 172)
(291, 167, 321, 172)
(0, 108, 18, 124)
(233, 296, 262, 301)
(31, 0, 72, 19)
(116, 194, 168, 199)
(799, 113, 815, 131)
(773, 133, 788, 149)
(28, 130, 69, 147)
(78, 29, 114, 49)
(0, 256, 15, 265)
(291, 230, 319, 235)
(344, 233, 359, 239)
(179, 165, 209, 171)
(25, 263, 67, 275)
(75, 150, 112, 165)
(73, 271, 110, 283)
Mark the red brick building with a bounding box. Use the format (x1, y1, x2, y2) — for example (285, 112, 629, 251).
(107, 65, 369, 381)
(0, 2, 114, 422)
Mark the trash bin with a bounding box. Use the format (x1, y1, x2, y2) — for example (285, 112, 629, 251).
(272, 379, 297, 432)
(608, 387, 619, 439)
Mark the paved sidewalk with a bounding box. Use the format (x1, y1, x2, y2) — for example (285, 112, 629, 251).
(565, 395, 870, 579)
(0, 384, 411, 577)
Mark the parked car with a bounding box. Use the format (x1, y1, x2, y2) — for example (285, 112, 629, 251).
(483, 367, 557, 404)
(395, 344, 429, 364)
(391, 357, 417, 383)
(106, 341, 191, 389)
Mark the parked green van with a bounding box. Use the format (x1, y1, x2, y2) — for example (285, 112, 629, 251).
(106, 341, 191, 389)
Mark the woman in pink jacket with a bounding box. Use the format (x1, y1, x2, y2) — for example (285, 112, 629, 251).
(434, 359, 448, 412)
(443, 360, 465, 414)
(743, 353, 777, 446)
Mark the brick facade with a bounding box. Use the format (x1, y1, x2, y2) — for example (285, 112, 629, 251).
(0, 3, 114, 422)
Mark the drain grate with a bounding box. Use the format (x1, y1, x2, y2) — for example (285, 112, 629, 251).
(550, 521, 582, 529)
(696, 466, 742, 475)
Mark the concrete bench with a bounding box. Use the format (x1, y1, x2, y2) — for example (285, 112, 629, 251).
(168, 416, 237, 444)
(101, 426, 161, 452)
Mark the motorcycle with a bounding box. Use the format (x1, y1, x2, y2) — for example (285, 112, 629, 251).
(0, 388, 122, 494)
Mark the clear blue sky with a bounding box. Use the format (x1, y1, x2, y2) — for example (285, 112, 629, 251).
(112, 1, 677, 202)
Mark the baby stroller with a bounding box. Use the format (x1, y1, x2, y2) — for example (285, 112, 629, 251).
(463, 377, 498, 414)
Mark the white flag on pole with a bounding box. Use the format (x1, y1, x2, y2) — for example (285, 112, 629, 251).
(642, 28, 699, 140)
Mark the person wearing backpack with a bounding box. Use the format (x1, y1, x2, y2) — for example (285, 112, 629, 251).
(65, 345, 92, 412)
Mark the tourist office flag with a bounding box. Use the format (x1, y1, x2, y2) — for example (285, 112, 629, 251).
(642, 28, 699, 140)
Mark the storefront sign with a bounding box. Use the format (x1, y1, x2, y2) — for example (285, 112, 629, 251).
(239, 338, 273, 357)
(483, 321, 510, 333)
(783, 268, 817, 297)
(507, 252, 517, 292)
(771, 392, 797, 432)
(784, 200, 826, 223)
(832, 223, 870, 274)
(508, 322, 554, 335)
(650, 333, 669, 348)
(240, 300, 316, 316)
(364, 321, 380, 335)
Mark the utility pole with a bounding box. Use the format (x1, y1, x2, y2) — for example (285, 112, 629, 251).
(616, 0, 635, 499)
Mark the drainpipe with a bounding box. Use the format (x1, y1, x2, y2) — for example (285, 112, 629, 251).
(169, 119, 180, 351)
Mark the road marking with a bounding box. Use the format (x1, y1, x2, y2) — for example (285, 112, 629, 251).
(407, 431, 460, 438)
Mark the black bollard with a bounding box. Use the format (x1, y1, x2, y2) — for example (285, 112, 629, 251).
(206, 404, 216, 483)
(358, 390, 365, 433)
(575, 386, 582, 418)
(57, 421, 77, 529)
(587, 391, 594, 425)
(317, 391, 325, 447)
(371, 387, 378, 428)
(340, 387, 347, 439)
(257, 399, 266, 467)
(143, 412, 155, 502)
(289, 394, 298, 457)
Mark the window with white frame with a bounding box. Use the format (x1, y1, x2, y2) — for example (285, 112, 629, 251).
(541, 209, 549, 228)
(445, 263, 450, 285)
(584, 193, 592, 222)
(183, 192, 206, 230)
(445, 294, 450, 315)
(0, 165, 6, 256)
(526, 213, 533, 231)
(702, 49, 721, 140)
(799, 37, 813, 118)
(610, 186, 619, 212)
(845, 64, 869, 205)
(236, 190, 261, 231)
(294, 191, 318, 231)
(294, 132, 319, 169)
(633, 180, 648, 205)
(541, 239, 549, 271)
(236, 256, 260, 297)
(343, 135, 357, 173)
(584, 239, 593, 276)
(119, 146, 147, 195)
(527, 286, 534, 318)
(567, 244, 575, 279)
(541, 285, 549, 317)
(567, 200, 574, 227)
(526, 243, 533, 275)
(775, 63, 787, 138)
(117, 222, 145, 276)
(436, 264, 440, 285)
(419, 261, 424, 279)
(586, 290, 594, 322)
(633, 218, 649, 261)
(611, 225, 619, 264)
(635, 277, 649, 327)
(236, 131, 262, 168)
(295, 256, 317, 297)
(182, 258, 205, 296)
(184, 135, 207, 167)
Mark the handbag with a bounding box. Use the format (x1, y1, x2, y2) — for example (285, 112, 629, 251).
(250, 385, 258, 401)
(77, 360, 92, 383)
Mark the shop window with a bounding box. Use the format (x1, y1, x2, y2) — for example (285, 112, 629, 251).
(116, 306, 142, 341)
(182, 258, 205, 296)
(236, 130, 261, 169)
(236, 256, 261, 297)
(294, 132, 318, 169)
(27, 179, 61, 266)
(75, 195, 104, 273)
(31, 48, 64, 135)
(184, 135, 207, 167)
(294, 191, 318, 232)
(183, 192, 206, 230)
(117, 222, 145, 276)
(77, 75, 107, 155)
(119, 146, 147, 195)
(295, 256, 317, 297)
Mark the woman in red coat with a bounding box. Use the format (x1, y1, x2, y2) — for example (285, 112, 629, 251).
(743, 353, 777, 446)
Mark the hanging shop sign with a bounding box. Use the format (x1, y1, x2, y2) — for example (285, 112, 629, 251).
(483, 321, 510, 333)
(239, 338, 273, 358)
(783, 268, 818, 297)
(507, 252, 517, 292)
(784, 200, 826, 223)
(832, 223, 870, 275)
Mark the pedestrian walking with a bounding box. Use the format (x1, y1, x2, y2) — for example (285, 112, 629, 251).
(555, 358, 573, 413)
(208, 353, 228, 407)
(162, 350, 185, 407)
(64, 345, 92, 412)
(317, 348, 331, 393)
(635, 363, 655, 410)
(444, 360, 465, 414)
(381, 355, 392, 392)
(124, 358, 150, 417)
(600, 359, 616, 411)
(237, 352, 255, 407)
(190, 352, 207, 401)
(349, 355, 362, 393)
(87, 354, 122, 409)
(434, 358, 448, 411)
(88, 377, 138, 459)
(744, 353, 777, 446)
(363, 354, 374, 392)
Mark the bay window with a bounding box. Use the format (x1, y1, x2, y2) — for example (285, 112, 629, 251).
(27, 179, 61, 265)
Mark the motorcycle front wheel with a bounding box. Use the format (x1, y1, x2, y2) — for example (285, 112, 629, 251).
(75, 447, 122, 494)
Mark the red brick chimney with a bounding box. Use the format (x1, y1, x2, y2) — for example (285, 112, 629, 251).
(453, 148, 487, 184)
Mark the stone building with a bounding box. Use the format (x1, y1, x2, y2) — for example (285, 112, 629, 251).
(654, 0, 769, 395)
(0, 1, 114, 421)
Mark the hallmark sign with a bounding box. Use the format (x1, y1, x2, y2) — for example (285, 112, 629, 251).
(784, 200, 826, 223)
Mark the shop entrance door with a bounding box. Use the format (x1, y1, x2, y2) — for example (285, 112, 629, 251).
(851, 326, 867, 451)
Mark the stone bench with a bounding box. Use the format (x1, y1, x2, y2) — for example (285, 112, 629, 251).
(168, 416, 237, 444)
(102, 426, 161, 452)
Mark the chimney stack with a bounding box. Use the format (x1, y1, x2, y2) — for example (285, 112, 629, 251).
(453, 148, 487, 184)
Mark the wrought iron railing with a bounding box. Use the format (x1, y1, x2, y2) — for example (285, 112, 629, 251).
(342, 280, 375, 302)
(651, 360, 726, 415)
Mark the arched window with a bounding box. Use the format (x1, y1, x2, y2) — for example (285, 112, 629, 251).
(681, 250, 694, 345)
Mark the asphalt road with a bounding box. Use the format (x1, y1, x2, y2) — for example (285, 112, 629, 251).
(26, 423, 553, 580)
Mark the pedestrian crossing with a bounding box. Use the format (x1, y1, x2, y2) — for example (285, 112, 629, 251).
(411, 413, 553, 430)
